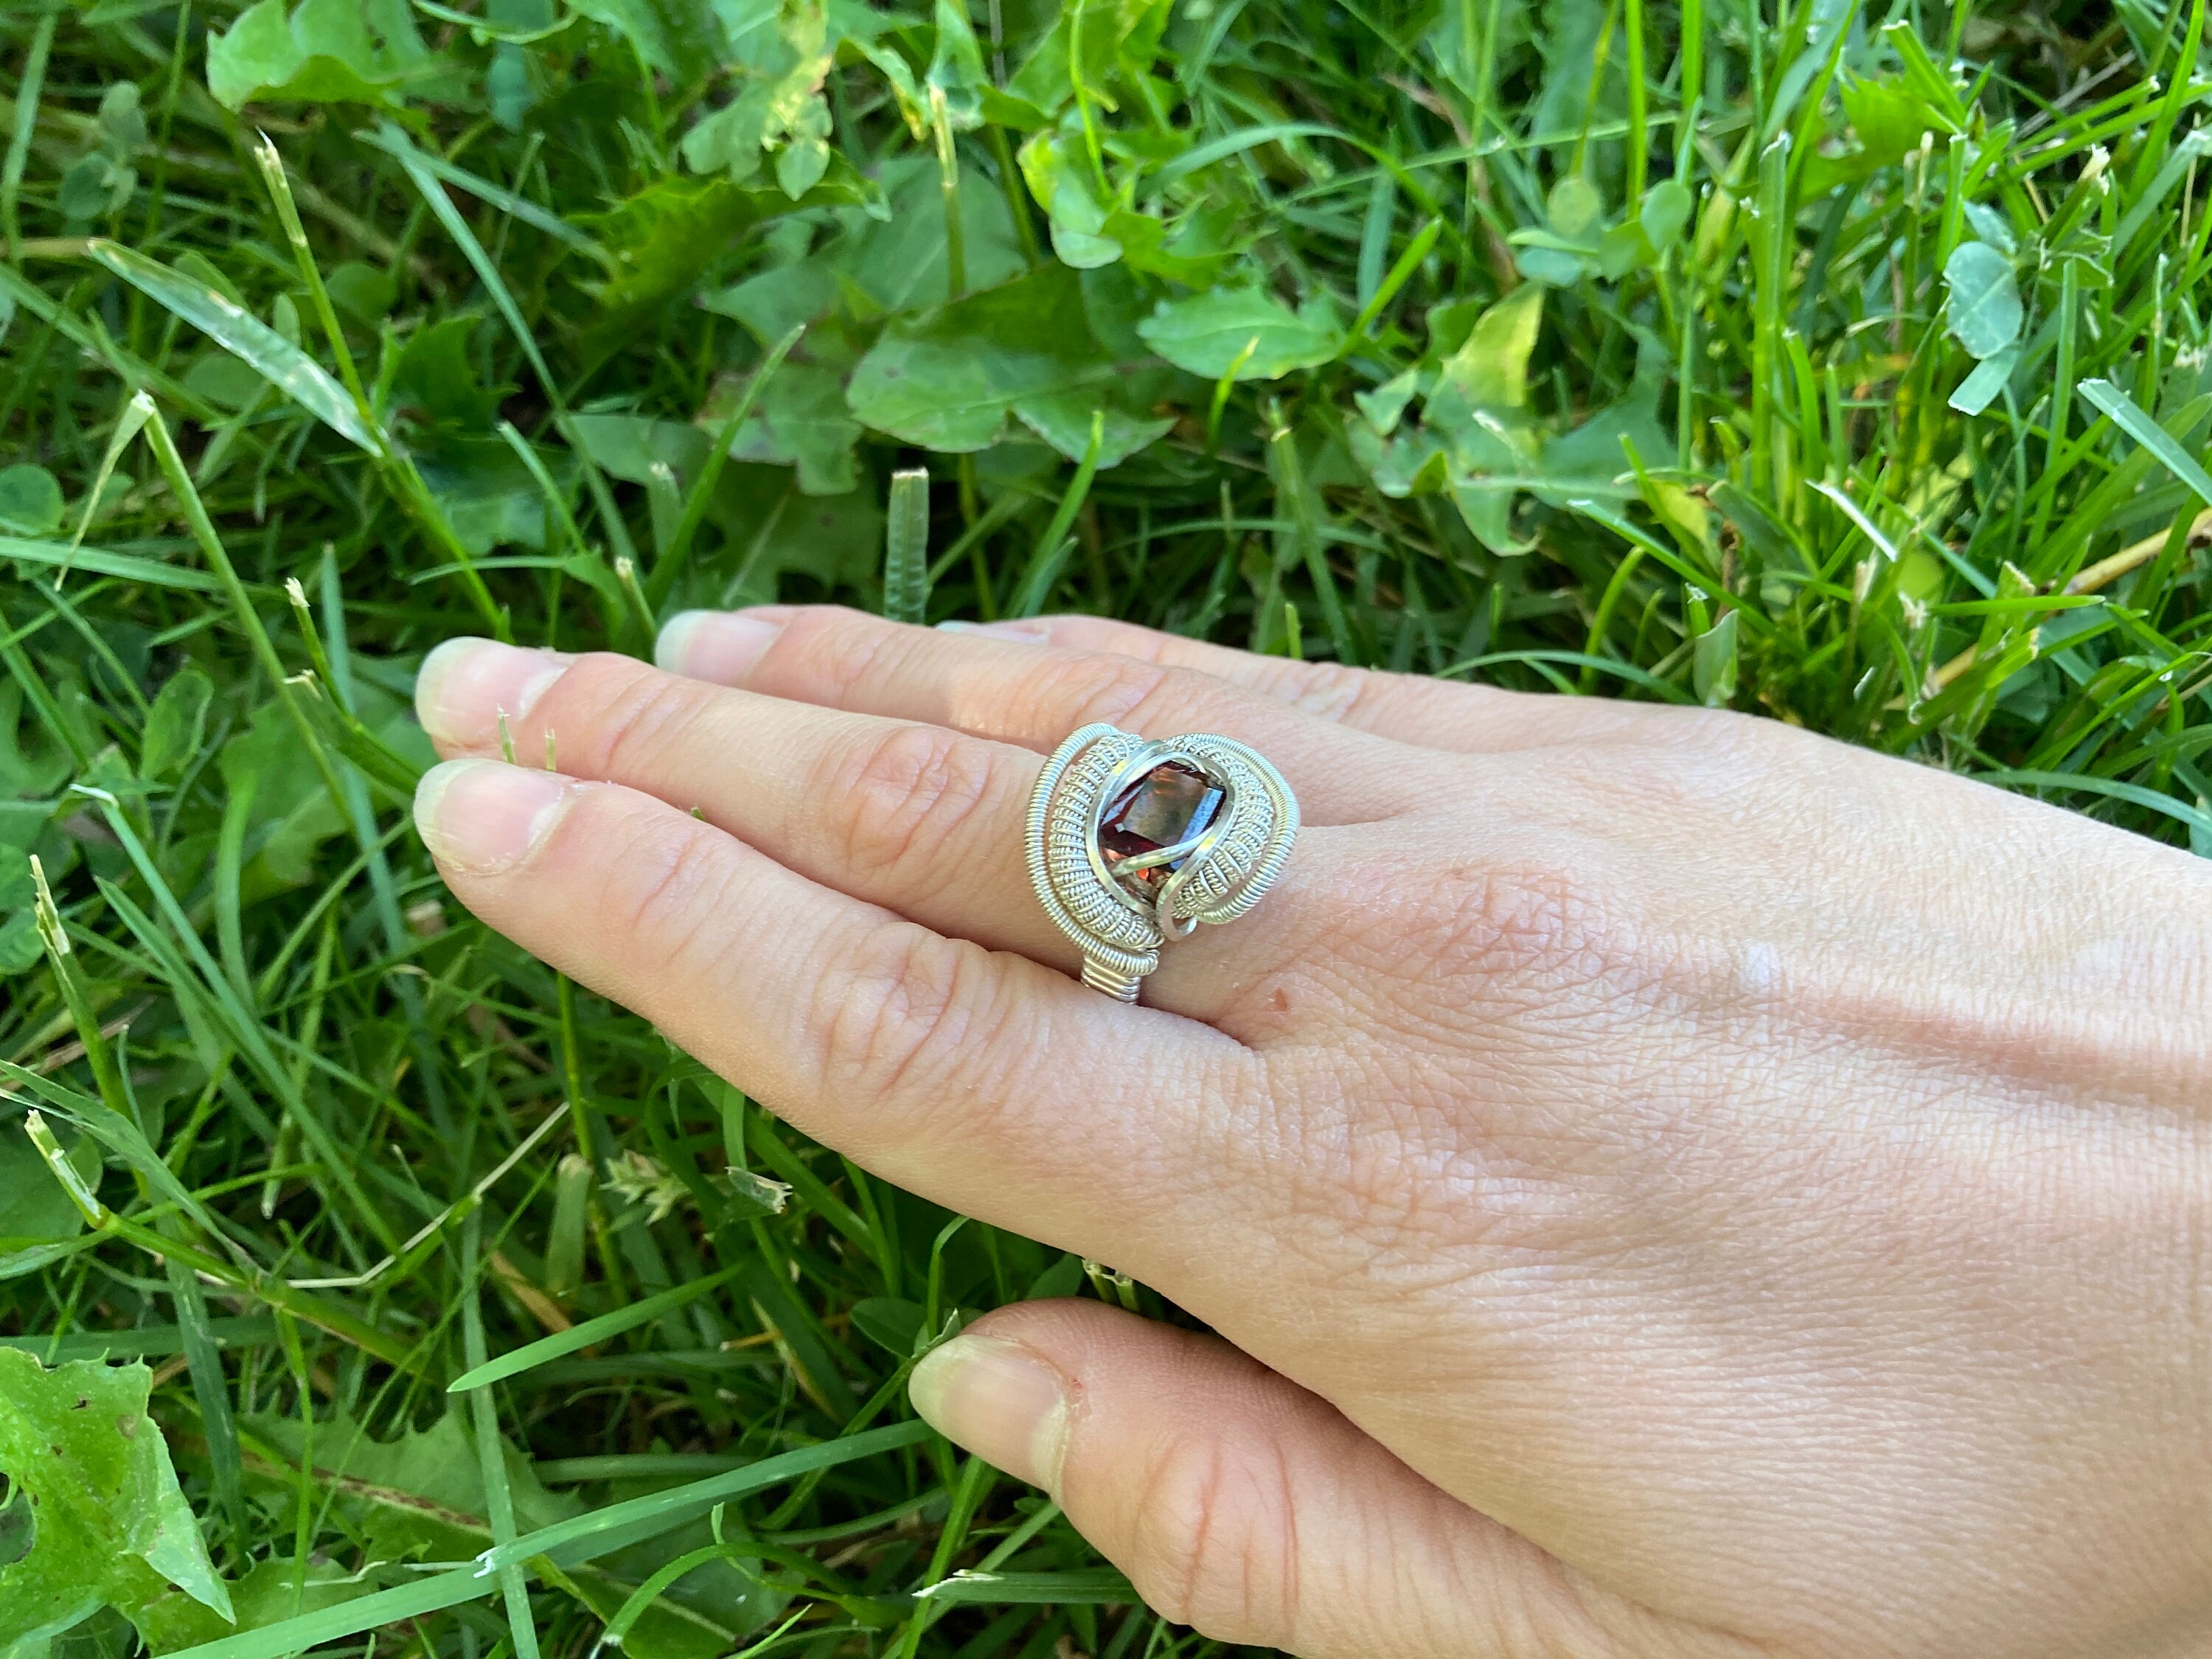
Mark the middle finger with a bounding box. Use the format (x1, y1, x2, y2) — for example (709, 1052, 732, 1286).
(413, 639, 1381, 1024)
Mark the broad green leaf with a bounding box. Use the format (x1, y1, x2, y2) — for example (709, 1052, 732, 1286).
(579, 177, 764, 357)
(773, 94, 832, 198)
(678, 0, 834, 192)
(205, 0, 458, 111)
(569, 0, 727, 82)
(926, 0, 989, 129)
(240, 1402, 580, 1566)
(324, 261, 395, 324)
(1943, 241, 2022, 361)
(1537, 380, 1671, 502)
(1352, 422, 1450, 499)
(1950, 344, 2019, 416)
(577, 167, 878, 364)
(1007, 0, 1172, 115)
(413, 436, 573, 557)
(1380, 283, 1548, 551)
(683, 90, 772, 183)
(0, 465, 62, 537)
(1354, 368, 1419, 435)
(846, 265, 1173, 466)
(96, 83, 145, 151)
(1961, 198, 2017, 256)
(853, 34, 925, 132)
(717, 361, 860, 495)
(381, 314, 508, 438)
(180, 353, 264, 411)
(1018, 128, 1122, 268)
(568, 414, 711, 484)
(712, 470, 886, 603)
(1136, 287, 1341, 380)
(1436, 283, 1543, 410)
(849, 1295, 927, 1356)
(835, 157, 1026, 312)
(701, 259, 832, 344)
(0, 915, 41, 980)
(0, 1121, 97, 1245)
(217, 700, 350, 896)
(1803, 73, 1941, 192)
(136, 1562, 394, 1656)
(83, 242, 375, 451)
(1639, 179, 1692, 251)
(1694, 609, 1740, 706)
(140, 669, 213, 781)
(0, 1352, 233, 1651)
(1441, 428, 1539, 552)
(1843, 74, 1938, 161)
(1546, 174, 1604, 241)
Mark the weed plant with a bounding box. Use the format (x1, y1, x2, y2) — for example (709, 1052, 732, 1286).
(3, 0, 2211, 1655)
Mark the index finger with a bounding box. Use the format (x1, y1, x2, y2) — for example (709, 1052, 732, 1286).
(411, 754, 1259, 1254)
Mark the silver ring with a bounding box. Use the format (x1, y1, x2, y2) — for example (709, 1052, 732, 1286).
(1024, 724, 1298, 1002)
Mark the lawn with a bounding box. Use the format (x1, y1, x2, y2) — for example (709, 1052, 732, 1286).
(2, 0, 2207, 1655)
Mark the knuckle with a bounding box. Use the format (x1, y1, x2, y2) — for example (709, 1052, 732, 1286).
(1263, 659, 1370, 723)
(1330, 851, 1621, 999)
(590, 804, 737, 970)
(827, 723, 1001, 879)
(551, 654, 714, 777)
(1016, 651, 1182, 733)
(812, 921, 1006, 1113)
(1125, 1433, 1295, 1646)
(780, 606, 904, 695)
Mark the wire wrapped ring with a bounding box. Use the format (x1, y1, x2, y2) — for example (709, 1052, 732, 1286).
(1024, 723, 1298, 1002)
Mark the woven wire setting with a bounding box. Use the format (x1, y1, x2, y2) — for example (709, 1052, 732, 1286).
(1024, 723, 1299, 1002)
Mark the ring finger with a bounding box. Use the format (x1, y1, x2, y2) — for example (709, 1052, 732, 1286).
(413, 639, 1381, 1026)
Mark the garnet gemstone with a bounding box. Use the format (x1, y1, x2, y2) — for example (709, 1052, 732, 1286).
(1098, 761, 1223, 894)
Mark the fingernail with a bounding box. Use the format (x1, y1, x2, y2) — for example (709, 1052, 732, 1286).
(417, 638, 570, 748)
(656, 611, 785, 681)
(936, 619, 1053, 643)
(908, 1334, 1070, 1489)
(414, 759, 575, 874)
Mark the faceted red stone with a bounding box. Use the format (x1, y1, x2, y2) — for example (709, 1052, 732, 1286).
(1098, 761, 1222, 894)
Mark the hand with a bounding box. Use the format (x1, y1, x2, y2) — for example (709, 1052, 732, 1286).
(411, 607, 2212, 1659)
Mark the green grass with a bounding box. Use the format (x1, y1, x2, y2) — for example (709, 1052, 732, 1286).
(4, 0, 2212, 1654)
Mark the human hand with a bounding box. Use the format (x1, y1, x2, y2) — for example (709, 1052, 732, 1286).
(411, 607, 2212, 1659)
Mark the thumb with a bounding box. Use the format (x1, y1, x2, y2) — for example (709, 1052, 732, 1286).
(906, 1300, 1678, 1659)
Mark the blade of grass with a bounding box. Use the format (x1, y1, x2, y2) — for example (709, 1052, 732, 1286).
(451, 1263, 745, 1392)
(648, 323, 807, 613)
(884, 467, 931, 625)
(1, 10, 55, 259)
(462, 1207, 544, 1659)
(2078, 377, 2212, 508)
(84, 243, 377, 451)
(1009, 412, 1105, 617)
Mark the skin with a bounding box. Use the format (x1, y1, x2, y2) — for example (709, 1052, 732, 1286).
(410, 605, 2212, 1659)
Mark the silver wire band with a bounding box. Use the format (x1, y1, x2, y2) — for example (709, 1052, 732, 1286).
(1024, 724, 1298, 1003)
